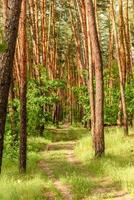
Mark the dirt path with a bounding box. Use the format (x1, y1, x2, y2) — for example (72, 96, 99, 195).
(39, 142, 73, 200)
(39, 160, 72, 200)
(39, 135, 133, 200)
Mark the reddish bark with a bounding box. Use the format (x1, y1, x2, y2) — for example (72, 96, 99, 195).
(0, 0, 22, 173)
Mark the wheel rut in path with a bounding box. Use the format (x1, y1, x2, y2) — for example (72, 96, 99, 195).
(39, 138, 133, 200)
(39, 142, 74, 200)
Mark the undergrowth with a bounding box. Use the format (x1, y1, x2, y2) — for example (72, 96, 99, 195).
(1, 127, 134, 199)
(75, 127, 134, 195)
(0, 136, 60, 200)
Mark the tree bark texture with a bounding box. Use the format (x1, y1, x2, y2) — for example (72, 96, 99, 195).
(19, 0, 27, 173)
(86, 0, 105, 157)
(0, 0, 22, 173)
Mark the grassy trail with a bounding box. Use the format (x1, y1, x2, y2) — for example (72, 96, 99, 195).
(0, 127, 134, 199)
(39, 127, 133, 200)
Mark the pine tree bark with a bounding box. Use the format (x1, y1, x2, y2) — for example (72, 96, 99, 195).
(111, 0, 128, 136)
(0, 0, 22, 173)
(3, 0, 8, 32)
(86, 0, 104, 157)
(124, 0, 132, 80)
(85, 1, 95, 143)
(19, 0, 27, 173)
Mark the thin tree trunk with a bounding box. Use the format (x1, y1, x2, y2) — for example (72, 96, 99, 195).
(124, 0, 132, 80)
(19, 0, 27, 173)
(111, 0, 128, 136)
(85, 1, 95, 143)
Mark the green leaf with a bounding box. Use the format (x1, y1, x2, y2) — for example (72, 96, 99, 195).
(0, 42, 7, 53)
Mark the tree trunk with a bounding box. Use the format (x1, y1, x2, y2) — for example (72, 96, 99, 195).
(85, 3, 95, 143)
(111, 0, 128, 136)
(19, 0, 27, 173)
(3, 0, 8, 32)
(86, 0, 105, 157)
(0, 0, 22, 173)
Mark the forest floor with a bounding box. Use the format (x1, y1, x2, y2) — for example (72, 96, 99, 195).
(39, 127, 134, 200)
(1, 126, 134, 200)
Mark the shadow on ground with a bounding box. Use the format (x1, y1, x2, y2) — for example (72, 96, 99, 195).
(45, 128, 89, 142)
(40, 128, 134, 200)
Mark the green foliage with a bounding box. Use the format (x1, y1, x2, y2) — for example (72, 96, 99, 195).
(104, 65, 120, 125)
(104, 88, 119, 125)
(5, 99, 20, 159)
(73, 65, 134, 126)
(104, 67, 134, 125)
(4, 130, 19, 159)
(27, 68, 66, 135)
(126, 78, 134, 121)
(73, 86, 90, 124)
(0, 41, 7, 53)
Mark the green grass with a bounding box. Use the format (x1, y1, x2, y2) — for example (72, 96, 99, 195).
(42, 146, 95, 200)
(42, 128, 96, 199)
(75, 127, 134, 195)
(41, 127, 134, 199)
(2, 127, 134, 199)
(45, 127, 87, 142)
(0, 136, 61, 200)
